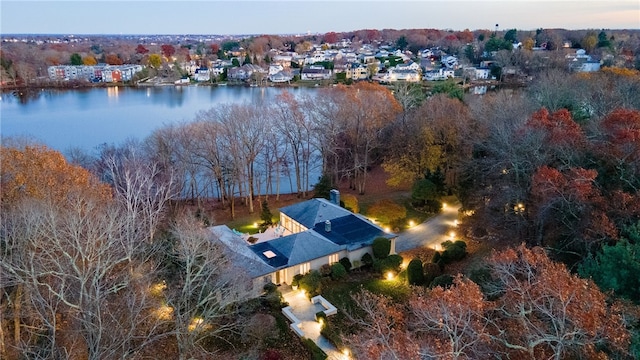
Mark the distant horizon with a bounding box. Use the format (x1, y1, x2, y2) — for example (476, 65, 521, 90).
(2, 1, 638, 36)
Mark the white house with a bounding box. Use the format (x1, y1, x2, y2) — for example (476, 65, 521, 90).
(395, 61, 421, 72)
(269, 64, 284, 76)
(424, 68, 455, 81)
(210, 190, 397, 297)
(383, 68, 421, 83)
(441, 55, 459, 69)
(567, 49, 601, 72)
(194, 68, 211, 82)
(269, 71, 294, 83)
(300, 66, 332, 80)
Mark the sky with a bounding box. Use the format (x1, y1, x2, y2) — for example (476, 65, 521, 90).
(1, 0, 638, 35)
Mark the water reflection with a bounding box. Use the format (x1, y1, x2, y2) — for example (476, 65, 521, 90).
(1, 85, 317, 151)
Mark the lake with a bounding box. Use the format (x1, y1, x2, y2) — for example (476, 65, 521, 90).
(1, 85, 317, 152)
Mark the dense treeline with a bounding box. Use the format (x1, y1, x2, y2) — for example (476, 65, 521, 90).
(1, 66, 640, 358)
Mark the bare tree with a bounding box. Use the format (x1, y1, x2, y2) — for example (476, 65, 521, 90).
(166, 216, 249, 359)
(102, 142, 180, 243)
(344, 290, 418, 360)
(273, 91, 314, 197)
(1, 195, 165, 360)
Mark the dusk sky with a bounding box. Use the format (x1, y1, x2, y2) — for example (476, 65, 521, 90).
(1, 1, 639, 35)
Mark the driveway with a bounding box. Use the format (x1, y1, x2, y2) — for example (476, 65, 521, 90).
(395, 202, 461, 253)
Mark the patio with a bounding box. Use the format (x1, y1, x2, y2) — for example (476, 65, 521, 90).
(282, 289, 350, 360)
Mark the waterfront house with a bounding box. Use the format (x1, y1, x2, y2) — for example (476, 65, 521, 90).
(210, 190, 396, 297)
(300, 66, 333, 80)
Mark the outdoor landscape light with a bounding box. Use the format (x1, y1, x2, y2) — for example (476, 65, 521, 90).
(386, 272, 394, 280)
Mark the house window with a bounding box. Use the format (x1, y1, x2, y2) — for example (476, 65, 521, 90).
(328, 254, 339, 265)
(299, 262, 310, 275)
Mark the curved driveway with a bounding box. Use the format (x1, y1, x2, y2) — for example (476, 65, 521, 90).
(395, 202, 461, 253)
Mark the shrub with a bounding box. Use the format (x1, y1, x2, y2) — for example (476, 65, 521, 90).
(407, 259, 424, 285)
(330, 263, 347, 280)
(361, 253, 374, 267)
(423, 262, 442, 285)
(263, 290, 285, 310)
(430, 274, 454, 289)
(302, 338, 328, 360)
(374, 254, 403, 274)
(299, 270, 322, 296)
(440, 240, 467, 264)
(372, 237, 391, 259)
(341, 193, 359, 213)
(292, 274, 303, 288)
(315, 311, 327, 322)
(432, 251, 442, 266)
(339, 257, 352, 272)
(320, 320, 343, 348)
(367, 199, 407, 224)
(319, 264, 332, 277)
(263, 282, 277, 294)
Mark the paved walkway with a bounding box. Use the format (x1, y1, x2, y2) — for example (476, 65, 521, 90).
(282, 289, 349, 360)
(395, 202, 462, 253)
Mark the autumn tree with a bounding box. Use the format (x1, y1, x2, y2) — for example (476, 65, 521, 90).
(83, 54, 98, 65)
(485, 245, 630, 359)
(596, 108, 640, 192)
(161, 44, 176, 60)
(345, 290, 418, 360)
(1, 145, 169, 360)
(530, 166, 617, 257)
(105, 53, 123, 65)
(0, 145, 111, 207)
(136, 44, 149, 54)
(384, 94, 472, 187)
(323, 31, 339, 44)
(148, 53, 162, 68)
(332, 82, 402, 194)
(410, 277, 492, 359)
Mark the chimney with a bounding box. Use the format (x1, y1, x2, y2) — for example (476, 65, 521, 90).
(330, 189, 340, 206)
(325, 220, 331, 232)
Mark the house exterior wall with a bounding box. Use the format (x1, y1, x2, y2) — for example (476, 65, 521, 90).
(275, 250, 346, 285)
(280, 213, 308, 234)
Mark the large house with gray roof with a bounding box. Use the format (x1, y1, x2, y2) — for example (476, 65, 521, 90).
(209, 190, 396, 297)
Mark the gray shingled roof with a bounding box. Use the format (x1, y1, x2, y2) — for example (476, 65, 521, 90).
(249, 230, 343, 269)
(209, 225, 275, 278)
(279, 198, 352, 229)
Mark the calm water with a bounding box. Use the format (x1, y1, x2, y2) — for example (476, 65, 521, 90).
(1, 85, 316, 152)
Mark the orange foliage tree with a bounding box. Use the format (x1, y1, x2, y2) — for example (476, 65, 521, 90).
(530, 166, 617, 254)
(1, 145, 111, 207)
(345, 290, 418, 360)
(597, 108, 640, 192)
(410, 276, 492, 359)
(486, 245, 630, 359)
